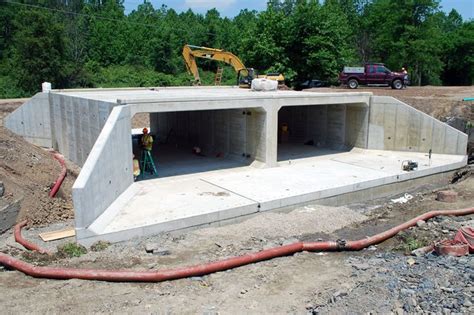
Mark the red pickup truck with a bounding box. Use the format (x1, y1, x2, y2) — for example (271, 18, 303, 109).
(339, 63, 408, 89)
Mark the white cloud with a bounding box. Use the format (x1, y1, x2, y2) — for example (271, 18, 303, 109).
(184, 0, 236, 9)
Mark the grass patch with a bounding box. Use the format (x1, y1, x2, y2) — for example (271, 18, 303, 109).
(90, 240, 111, 252)
(57, 242, 87, 258)
(393, 233, 427, 253)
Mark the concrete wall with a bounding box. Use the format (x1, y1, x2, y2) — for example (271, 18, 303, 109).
(368, 96, 468, 155)
(150, 108, 267, 163)
(49, 94, 115, 166)
(72, 106, 133, 231)
(4, 93, 52, 147)
(278, 104, 369, 150)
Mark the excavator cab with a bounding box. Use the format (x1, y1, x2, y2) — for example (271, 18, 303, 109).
(237, 68, 256, 88)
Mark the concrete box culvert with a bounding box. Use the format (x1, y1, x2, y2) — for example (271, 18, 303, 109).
(3, 87, 468, 244)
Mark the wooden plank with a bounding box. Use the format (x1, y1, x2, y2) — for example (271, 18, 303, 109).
(39, 228, 75, 242)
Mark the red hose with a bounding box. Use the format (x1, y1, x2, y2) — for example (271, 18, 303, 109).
(2, 207, 473, 282)
(14, 221, 51, 255)
(49, 153, 66, 198)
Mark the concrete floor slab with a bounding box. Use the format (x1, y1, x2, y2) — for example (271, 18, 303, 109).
(134, 143, 249, 178)
(81, 148, 466, 244)
(96, 177, 258, 234)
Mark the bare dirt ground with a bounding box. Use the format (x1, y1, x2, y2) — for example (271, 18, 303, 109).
(0, 172, 472, 313)
(313, 86, 474, 121)
(0, 100, 76, 226)
(0, 87, 473, 313)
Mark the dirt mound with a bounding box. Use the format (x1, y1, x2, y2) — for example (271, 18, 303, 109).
(0, 127, 75, 227)
(312, 86, 474, 120)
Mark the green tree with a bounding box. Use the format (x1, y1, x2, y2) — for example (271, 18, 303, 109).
(9, 7, 69, 92)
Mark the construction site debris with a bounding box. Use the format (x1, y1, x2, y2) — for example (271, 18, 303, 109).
(251, 78, 278, 91)
(402, 160, 418, 171)
(391, 193, 413, 204)
(454, 227, 474, 253)
(436, 190, 458, 203)
(38, 228, 75, 242)
(434, 239, 469, 256)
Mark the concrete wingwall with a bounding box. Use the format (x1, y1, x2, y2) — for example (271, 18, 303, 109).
(72, 106, 133, 231)
(49, 94, 116, 166)
(4, 93, 52, 147)
(368, 96, 467, 155)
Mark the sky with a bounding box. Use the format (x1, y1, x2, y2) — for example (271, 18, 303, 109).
(123, 0, 473, 20)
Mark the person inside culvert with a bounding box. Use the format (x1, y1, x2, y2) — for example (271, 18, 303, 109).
(141, 127, 153, 151)
(140, 128, 157, 176)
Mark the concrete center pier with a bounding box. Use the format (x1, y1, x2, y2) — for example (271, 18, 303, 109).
(4, 87, 468, 244)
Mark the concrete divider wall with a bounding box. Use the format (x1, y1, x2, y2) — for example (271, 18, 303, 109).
(246, 108, 266, 162)
(49, 94, 116, 166)
(4, 93, 52, 147)
(72, 106, 133, 230)
(368, 96, 468, 155)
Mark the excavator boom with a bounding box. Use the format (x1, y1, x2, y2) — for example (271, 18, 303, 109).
(182, 44, 249, 85)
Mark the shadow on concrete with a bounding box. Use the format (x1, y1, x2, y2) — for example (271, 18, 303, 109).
(277, 143, 348, 161)
(133, 142, 249, 179)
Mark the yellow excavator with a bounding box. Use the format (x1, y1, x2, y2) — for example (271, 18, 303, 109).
(182, 44, 284, 88)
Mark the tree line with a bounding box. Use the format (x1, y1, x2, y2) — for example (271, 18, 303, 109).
(0, 0, 472, 98)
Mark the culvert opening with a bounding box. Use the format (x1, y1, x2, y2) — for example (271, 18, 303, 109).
(277, 104, 368, 161)
(131, 108, 266, 179)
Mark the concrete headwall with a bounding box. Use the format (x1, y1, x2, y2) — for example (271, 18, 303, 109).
(72, 106, 133, 231)
(4, 93, 52, 147)
(49, 94, 116, 166)
(368, 96, 467, 155)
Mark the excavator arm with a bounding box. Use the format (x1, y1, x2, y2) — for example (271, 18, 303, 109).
(182, 44, 250, 85)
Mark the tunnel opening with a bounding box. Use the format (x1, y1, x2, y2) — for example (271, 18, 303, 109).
(131, 108, 267, 179)
(277, 104, 369, 161)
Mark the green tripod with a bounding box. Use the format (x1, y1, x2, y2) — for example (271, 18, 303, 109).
(140, 150, 157, 178)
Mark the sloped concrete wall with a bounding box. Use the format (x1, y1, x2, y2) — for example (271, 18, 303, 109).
(4, 93, 52, 147)
(72, 106, 133, 231)
(368, 96, 467, 155)
(49, 94, 115, 166)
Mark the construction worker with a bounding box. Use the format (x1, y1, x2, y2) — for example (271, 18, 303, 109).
(140, 128, 158, 177)
(133, 154, 140, 180)
(401, 67, 408, 88)
(141, 127, 153, 151)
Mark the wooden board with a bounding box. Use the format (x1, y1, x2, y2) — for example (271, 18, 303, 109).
(39, 228, 75, 242)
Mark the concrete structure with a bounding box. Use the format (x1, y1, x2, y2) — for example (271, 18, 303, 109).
(5, 87, 468, 244)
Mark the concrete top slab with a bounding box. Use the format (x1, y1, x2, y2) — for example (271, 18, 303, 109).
(51, 86, 372, 105)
